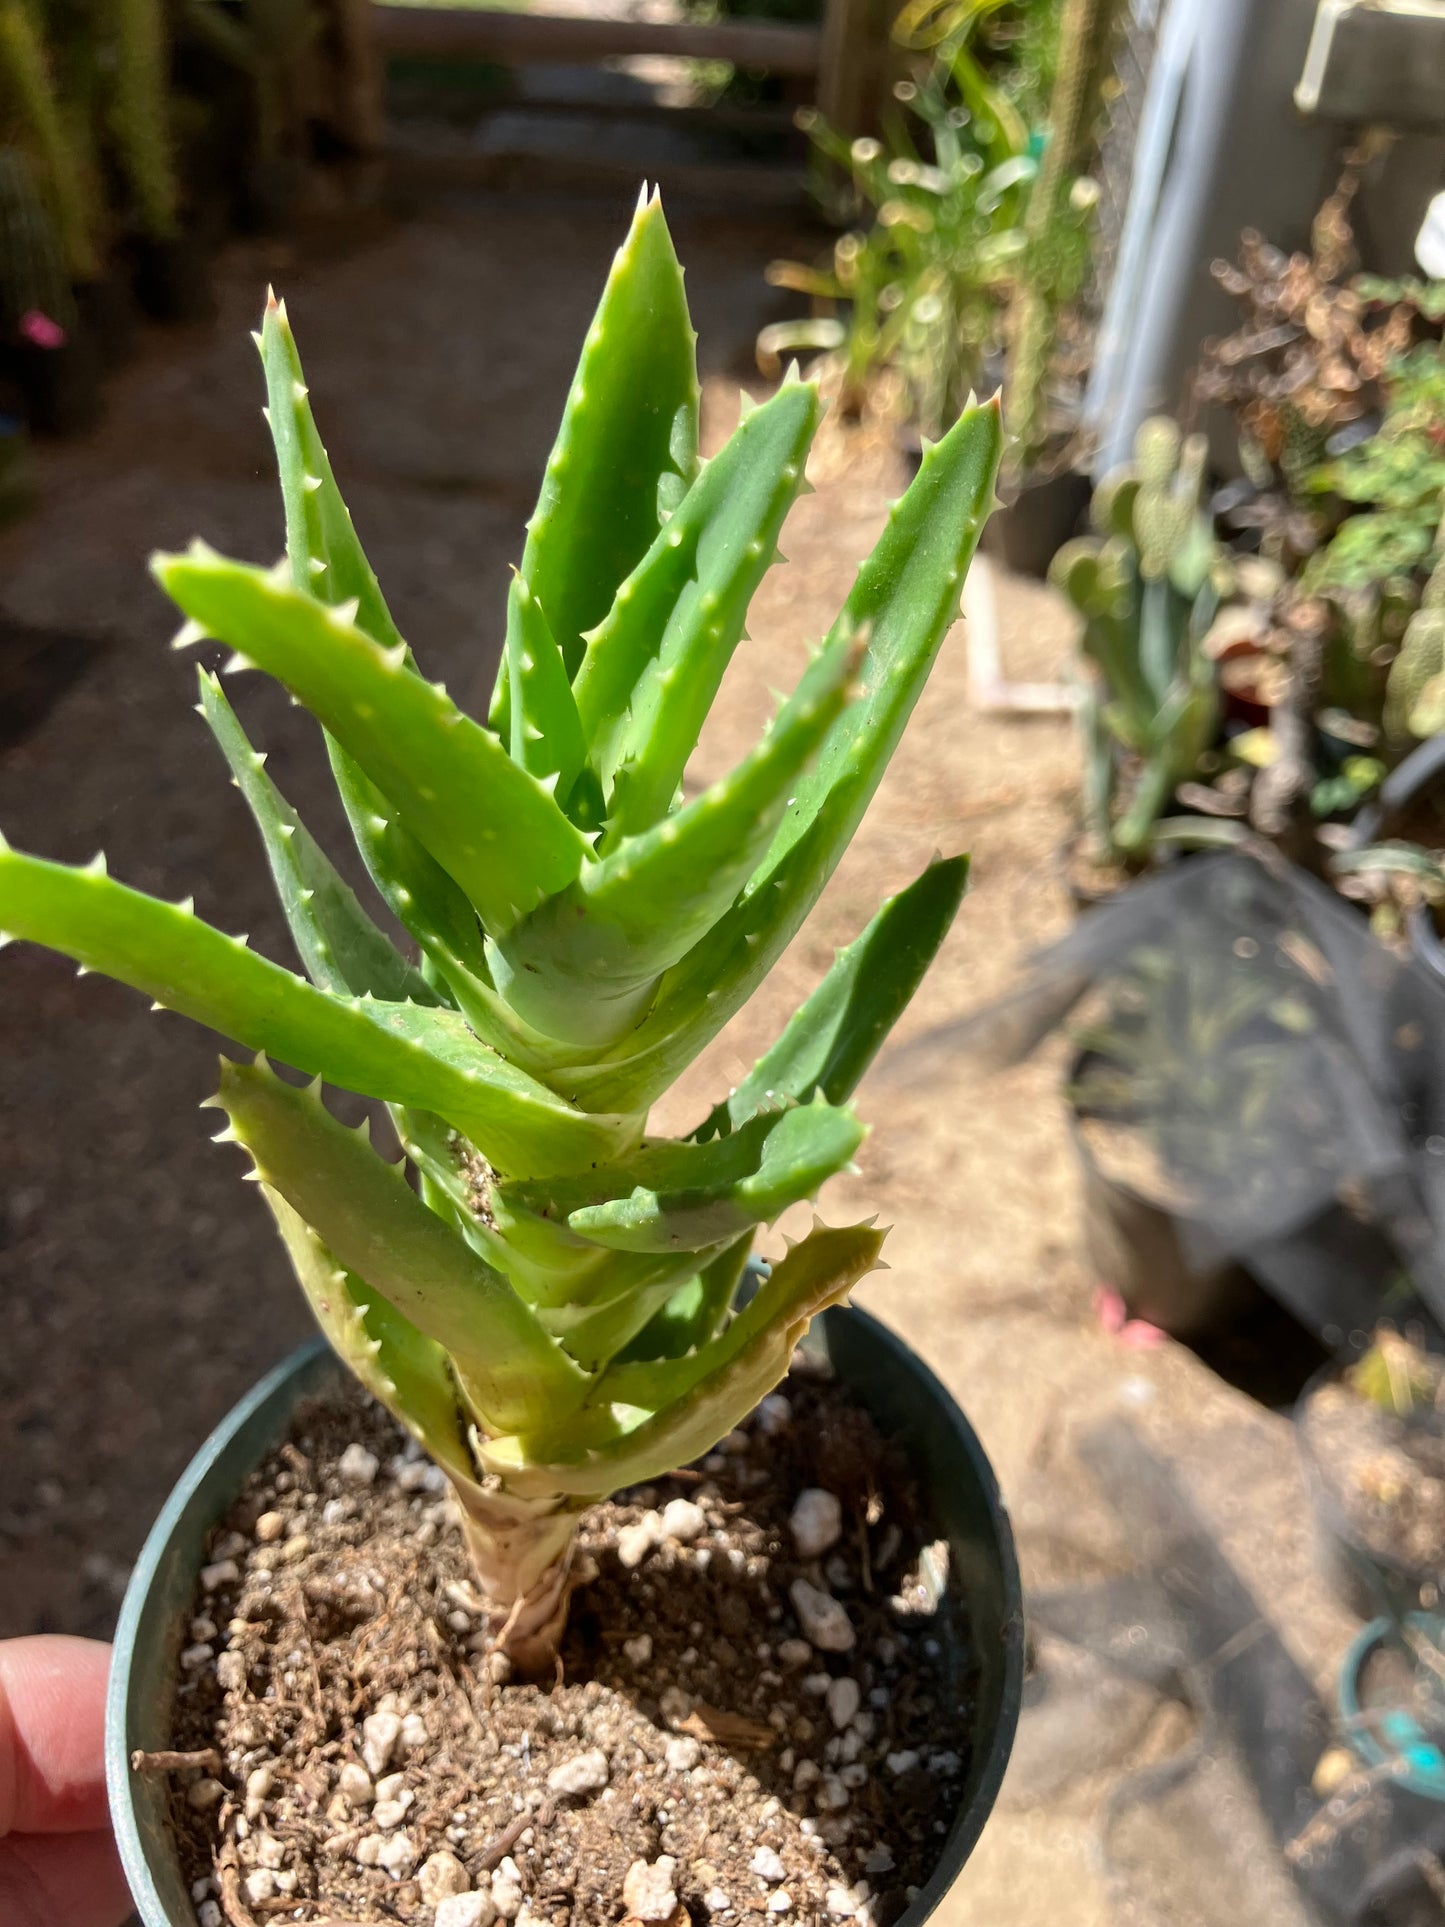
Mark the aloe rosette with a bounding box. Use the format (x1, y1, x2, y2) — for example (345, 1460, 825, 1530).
(0, 193, 999, 1666)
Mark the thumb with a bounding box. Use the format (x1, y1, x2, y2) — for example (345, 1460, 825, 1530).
(0, 1637, 113, 1836)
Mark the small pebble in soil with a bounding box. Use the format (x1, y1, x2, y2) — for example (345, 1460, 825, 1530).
(546, 1747, 610, 1798)
(623, 1633, 653, 1665)
(338, 1441, 380, 1485)
(254, 1510, 285, 1544)
(437, 1894, 498, 1927)
(378, 1831, 418, 1879)
(790, 1488, 843, 1558)
(790, 1577, 855, 1652)
(623, 1855, 679, 1921)
(756, 1393, 792, 1435)
(705, 1892, 732, 1915)
(362, 1710, 403, 1776)
(767, 1891, 793, 1914)
(665, 1735, 701, 1771)
(750, 1847, 787, 1884)
(419, 1850, 471, 1904)
(436, 1894, 497, 1927)
(492, 1855, 524, 1919)
(660, 1497, 707, 1542)
(338, 1762, 375, 1806)
(827, 1677, 861, 1729)
(618, 1511, 662, 1568)
(214, 1651, 245, 1691)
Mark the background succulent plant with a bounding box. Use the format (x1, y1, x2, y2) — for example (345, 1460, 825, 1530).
(0, 194, 1000, 1666)
(1051, 416, 1227, 865)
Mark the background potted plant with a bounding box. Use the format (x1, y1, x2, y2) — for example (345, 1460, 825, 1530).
(0, 194, 1022, 1925)
(1048, 416, 1240, 894)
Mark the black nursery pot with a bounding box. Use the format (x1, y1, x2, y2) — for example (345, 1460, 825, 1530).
(1295, 1363, 1441, 1624)
(107, 1309, 1024, 1926)
(1069, 1055, 1258, 1340)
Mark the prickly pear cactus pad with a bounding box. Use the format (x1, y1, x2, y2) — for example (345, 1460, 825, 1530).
(0, 191, 1000, 1666)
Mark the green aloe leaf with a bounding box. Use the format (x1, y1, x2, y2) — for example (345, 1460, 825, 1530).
(492, 628, 859, 1041)
(553, 400, 1000, 1109)
(0, 843, 635, 1176)
(573, 380, 822, 837)
(613, 1232, 755, 1363)
(261, 1186, 478, 1486)
(325, 750, 489, 990)
(158, 550, 589, 935)
(258, 296, 485, 977)
(212, 1058, 586, 1433)
(259, 290, 404, 653)
(694, 853, 969, 1138)
(196, 669, 435, 1004)
(480, 1220, 884, 1492)
(535, 1248, 730, 1373)
(505, 572, 587, 805)
(491, 189, 699, 738)
(498, 1098, 864, 1255)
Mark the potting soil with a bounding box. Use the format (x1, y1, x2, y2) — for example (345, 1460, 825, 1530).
(160, 1358, 974, 1925)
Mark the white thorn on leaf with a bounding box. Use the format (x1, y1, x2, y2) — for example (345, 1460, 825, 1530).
(170, 619, 208, 652)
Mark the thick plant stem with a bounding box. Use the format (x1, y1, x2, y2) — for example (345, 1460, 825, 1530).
(450, 1478, 589, 1674)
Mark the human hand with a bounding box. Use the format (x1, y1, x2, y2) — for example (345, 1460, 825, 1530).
(0, 1636, 131, 1927)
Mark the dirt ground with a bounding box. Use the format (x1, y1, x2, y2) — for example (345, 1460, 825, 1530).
(0, 187, 1362, 1924)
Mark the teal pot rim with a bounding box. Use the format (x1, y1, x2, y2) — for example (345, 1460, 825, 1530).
(107, 1306, 1023, 1925)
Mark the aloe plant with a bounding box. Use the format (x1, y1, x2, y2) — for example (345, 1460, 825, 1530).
(0, 194, 998, 1667)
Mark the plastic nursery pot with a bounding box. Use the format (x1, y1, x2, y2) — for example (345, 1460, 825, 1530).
(1069, 1052, 1260, 1340)
(1295, 1363, 1443, 1626)
(1337, 1613, 1445, 1799)
(107, 1307, 1024, 1927)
